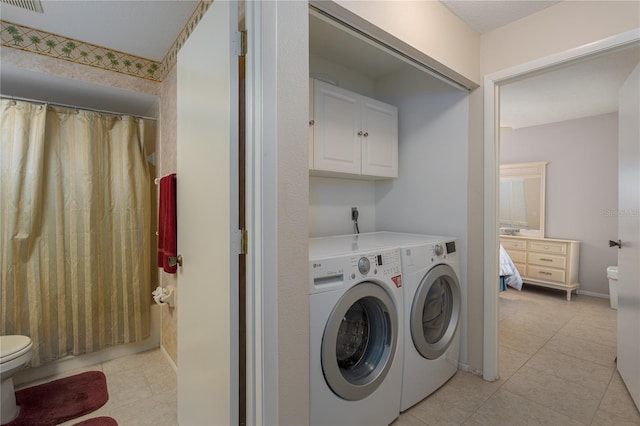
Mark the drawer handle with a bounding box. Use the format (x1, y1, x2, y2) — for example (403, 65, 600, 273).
(539, 271, 552, 276)
(540, 258, 553, 262)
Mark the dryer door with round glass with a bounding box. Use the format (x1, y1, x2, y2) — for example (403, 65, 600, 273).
(410, 264, 461, 360)
(321, 282, 398, 401)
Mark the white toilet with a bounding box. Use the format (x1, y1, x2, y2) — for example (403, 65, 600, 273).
(1, 335, 33, 424)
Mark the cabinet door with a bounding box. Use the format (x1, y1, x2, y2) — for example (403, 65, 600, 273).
(361, 97, 398, 178)
(313, 80, 361, 174)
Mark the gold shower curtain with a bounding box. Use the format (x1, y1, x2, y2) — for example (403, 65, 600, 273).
(1, 99, 151, 366)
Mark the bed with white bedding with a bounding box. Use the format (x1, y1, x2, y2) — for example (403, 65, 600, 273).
(500, 243, 523, 291)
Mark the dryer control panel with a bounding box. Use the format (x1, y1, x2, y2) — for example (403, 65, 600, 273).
(432, 241, 457, 260)
(309, 248, 402, 294)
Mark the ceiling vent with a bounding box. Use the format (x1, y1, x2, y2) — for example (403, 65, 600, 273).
(1, 0, 44, 13)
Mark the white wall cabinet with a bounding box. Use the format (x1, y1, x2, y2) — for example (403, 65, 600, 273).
(501, 235, 580, 300)
(309, 79, 398, 179)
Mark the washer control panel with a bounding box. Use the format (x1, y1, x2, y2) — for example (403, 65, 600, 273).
(350, 249, 401, 279)
(310, 248, 402, 294)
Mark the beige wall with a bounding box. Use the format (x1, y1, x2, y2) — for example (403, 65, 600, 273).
(158, 66, 179, 366)
(332, 0, 480, 85)
(464, 0, 640, 375)
(0, 48, 159, 97)
(481, 1, 640, 75)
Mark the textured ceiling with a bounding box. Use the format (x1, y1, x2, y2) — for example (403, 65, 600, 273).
(440, 0, 561, 34)
(500, 46, 640, 129)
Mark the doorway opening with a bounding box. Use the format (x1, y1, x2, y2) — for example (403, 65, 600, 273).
(483, 30, 640, 381)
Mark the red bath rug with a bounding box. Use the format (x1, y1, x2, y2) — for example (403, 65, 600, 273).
(73, 416, 118, 426)
(5, 371, 108, 426)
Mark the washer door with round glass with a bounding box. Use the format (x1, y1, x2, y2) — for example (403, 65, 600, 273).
(410, 264, 461, 360)
(321, 282, 398, 401)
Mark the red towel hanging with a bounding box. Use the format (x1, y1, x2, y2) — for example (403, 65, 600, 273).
(157, 174, 177, 274)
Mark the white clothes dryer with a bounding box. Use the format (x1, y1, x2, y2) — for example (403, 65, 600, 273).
(309, 235, 404, 426)
(398, 236, 462, 411)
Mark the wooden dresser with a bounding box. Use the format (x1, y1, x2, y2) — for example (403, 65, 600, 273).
(500, 235, 580, 300)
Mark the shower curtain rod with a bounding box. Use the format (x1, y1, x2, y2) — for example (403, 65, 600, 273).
(1, 94, 158, 121)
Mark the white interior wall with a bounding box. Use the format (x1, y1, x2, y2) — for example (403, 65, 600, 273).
(309, 176, 376, 237)
(374, 67, 469, 238)
(310, 54, 376, 97)
(271, 2, 311, 424)
(308, 54, 377, 237)
(374, 66, 470, 365)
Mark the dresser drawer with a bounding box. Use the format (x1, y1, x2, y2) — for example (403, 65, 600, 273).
(528, 253, 566, 269)
(501, 239, 526, 251)
(513, 263, 526, 276)
(528, 240, 567, 255)
(507, 250, 527, 264)
(528, 265, 566, 284)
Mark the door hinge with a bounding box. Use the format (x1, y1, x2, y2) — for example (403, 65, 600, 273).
(233, 30, 247, 56)
(240, 228, 248, 254)
(233, 229, 248, 255)
(241, 30, 247, 57)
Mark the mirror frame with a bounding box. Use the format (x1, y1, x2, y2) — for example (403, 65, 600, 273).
(499, 161, 547, 238)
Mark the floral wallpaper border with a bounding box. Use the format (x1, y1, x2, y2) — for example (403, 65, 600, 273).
(0, 0, 212, 82)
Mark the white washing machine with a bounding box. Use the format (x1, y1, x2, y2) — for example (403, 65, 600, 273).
(309, 234, 404, 426)
(330, 232, 462, 411)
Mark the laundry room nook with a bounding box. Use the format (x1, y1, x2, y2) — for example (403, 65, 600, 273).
(308, 7, 471, 425)
(308, 11, 469, 246)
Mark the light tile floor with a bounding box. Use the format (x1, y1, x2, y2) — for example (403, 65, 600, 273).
(16, 285, 639, 426)
(397, 285, 640, 426)
(16, 348, 178, 426)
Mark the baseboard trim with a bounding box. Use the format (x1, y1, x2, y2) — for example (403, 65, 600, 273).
(161, 344, 178, 373)
(576, 290, 609, 299)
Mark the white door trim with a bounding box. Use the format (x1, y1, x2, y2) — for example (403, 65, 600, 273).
(483, 28, 640, 381)
(245, 1, 279, 425)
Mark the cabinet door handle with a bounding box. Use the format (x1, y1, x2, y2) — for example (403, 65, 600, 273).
(309, 120, 314, 125)
(357, 131, 363, 136)
(363, 132, 368, 137)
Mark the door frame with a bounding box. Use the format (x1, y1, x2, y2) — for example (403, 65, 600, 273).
(482, 28, 640, 381)
(244, 2, 279, 425)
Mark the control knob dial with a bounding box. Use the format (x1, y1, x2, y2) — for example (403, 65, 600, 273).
(358, 257, 371, 275)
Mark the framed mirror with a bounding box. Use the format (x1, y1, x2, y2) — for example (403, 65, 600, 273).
(499, 162, 547, 238)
